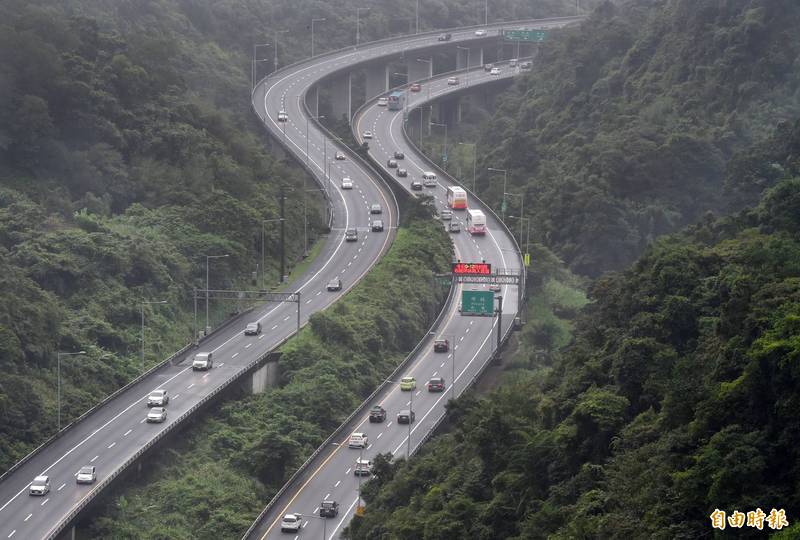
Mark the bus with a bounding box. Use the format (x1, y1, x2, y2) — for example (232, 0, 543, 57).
(466, 209, 486, 235)
(446, 186, 468, 209)
(387, 91, 405, 111)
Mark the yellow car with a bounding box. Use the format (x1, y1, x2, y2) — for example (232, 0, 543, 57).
(400, 376, 416, 391)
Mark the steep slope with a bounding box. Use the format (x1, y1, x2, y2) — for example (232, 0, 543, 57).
(346, 121, 800, 539)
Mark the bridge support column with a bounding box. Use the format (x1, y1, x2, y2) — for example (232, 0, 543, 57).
(456, 47, 484, 70)
(330, 72, 352, 122)
(438, 97, 459, 126)
(365, 64, 389, 100)
(407, 56, 433, 83)
(55, 525, 76, 540)
(249, 354, 280, 394)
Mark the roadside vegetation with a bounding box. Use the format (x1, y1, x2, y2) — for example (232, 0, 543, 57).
(86, 214, 452, 539)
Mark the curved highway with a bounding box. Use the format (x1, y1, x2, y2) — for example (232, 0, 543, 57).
(244, 28, 581, 540)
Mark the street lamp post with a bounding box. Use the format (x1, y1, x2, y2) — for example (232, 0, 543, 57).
(487, 167, 508, 221)
(416, 0, 420, 34)
(505, 192, 524, 244)
(297, 513, 327, 540)
(141, 300, 168, 373)
(311, 18, 327, 58)
(429, 121, 448, 171)
(509, 215, 531, 254)
(416, 58, 433, 100)
(204, 254, 229, 333)
(262, 218, 284, 288)
(386, 378, 415, 457)
(484, 0, 488, 26)
(356, 8, 369, 46)
(57, 351, 86, 431)
(252, 42, 271, 90)
(431, 332, 457, 398)
(458, 142, 477, 192)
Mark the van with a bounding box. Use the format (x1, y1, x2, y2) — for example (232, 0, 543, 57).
(422, 171, 437, 187)
(192, 352, 213, 371)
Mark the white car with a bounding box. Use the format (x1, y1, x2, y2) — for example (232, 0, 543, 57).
(281, 514, 302, 533)
(29, 475, 50, 496)
(490, 67, 501, 75)
(362, 130, 373, 139)
(474, 29, 487, 36)
(341, 177, 353, 189)
(277, 111, 288, 122)
(147, 389, 169, 407)
(447, 77, 459, 86)
(377, 97, 388, 106)
(354, 458, 373, 476)
(348, 432, 369, 449)
(76, 466, 96, 484)
(147, 407, 167, 423)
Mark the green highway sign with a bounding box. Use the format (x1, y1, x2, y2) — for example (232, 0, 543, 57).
(461, 290, 495, 316)
(503, 29, 548, 42)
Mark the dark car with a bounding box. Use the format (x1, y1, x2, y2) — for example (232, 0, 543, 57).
(397, 409, 416, 424)
(244, 321, 262, 336)
(410, 83, 422, 92)
(397, 168, 408, 178)
(393, 151, 405, 160)
(327, 277, 342, 291)
(437, 33, 452, 41)
(320, 500, 339, 518)
(345, 229, 358, 242)
(411, 180, 423, 191)
(433, 339, 449, 352)
(371, 219, 384, 232)
(387, 159, 398, 168)
(427, 377, 446, 392)
(369, 405, 387, 423)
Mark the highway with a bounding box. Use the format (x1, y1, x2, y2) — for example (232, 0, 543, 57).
(245, 51, 542, 540)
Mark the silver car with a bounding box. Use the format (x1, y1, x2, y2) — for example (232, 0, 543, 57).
(147, 407, 167, 423)
(76, 466, 96, 484)
(29, 475, 50, 496)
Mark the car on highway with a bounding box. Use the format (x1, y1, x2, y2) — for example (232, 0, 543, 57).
(447, 76, 460, 86)
(437, 33, 452, 41)
(29, 475, 50, 496)
(371, 219, 384, 232)
(192, 351, 213, 371)
(370, 203, 382, 214)
(422, 171, 437, 187)
(475, 29, 487, 36)
(281, 514, 302, 533)
(277, 110, 288, 122)
(387, 158, 398, 168)
(341, 177, 353, 189)
(76, 465, 96, 484)
(449, 221, 461, 233)
(411, 180, 423, 191)
(345, 229, 358, 242)
(520, 61, 532, 70)
(490, 67, 501, 75)
(327, 277, 342, 291)
(335, 151, 346, 160)
(440, 210, 453, 220)
(427, 377, 446, 392)
(509, 58, 518, 67)
(400, 376, 416, 391)
(489, 284, 502, 292)
(147, 407, 167, 423)
(244, 321, 262, 336)
(320, 500, 339, 518)
(393, 151, 405, 159)
(377, 97, 388, 106)
(354, 458, 372, 476)
(348, 432, 369, 449)
(483, 63, 494, 71)
(397, 409, 416, 424)
(147, 389, 169, 407)
(369, 405, 387, 422)
(362, 130, 373, 139)
(433, 338, 449, 352)
(410, 83, 422, 92)
(396, 168, 408, 178)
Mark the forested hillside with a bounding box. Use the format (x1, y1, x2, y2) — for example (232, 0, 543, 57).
(472, 0, 800, 276)
(346, 120, 800, 539)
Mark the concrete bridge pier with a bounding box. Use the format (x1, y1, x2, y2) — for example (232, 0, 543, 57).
(304, 86, 319, 117)
(365, 64, 389, 100)
(456, 46, 484, 70)
(248, 354, 280, 394)
(330, 72, 352, 122)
